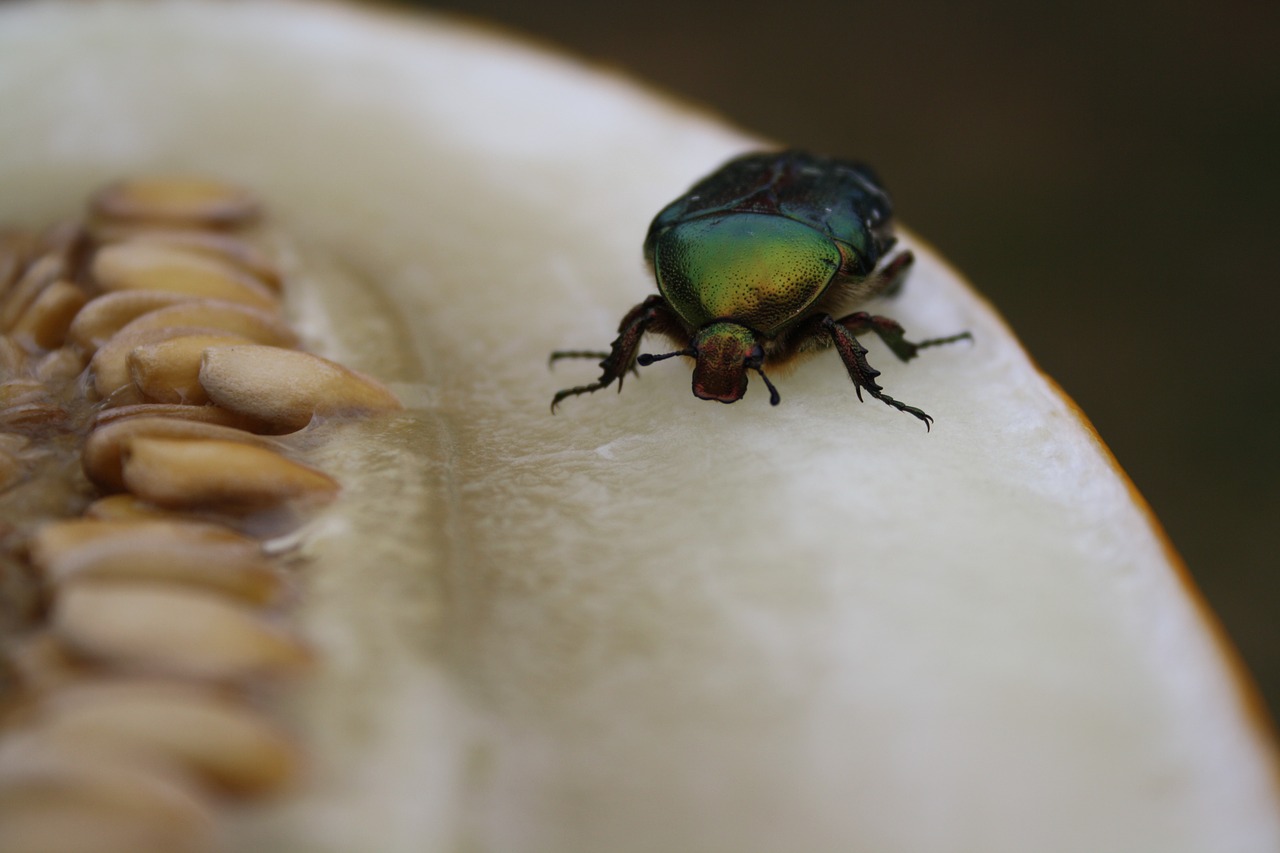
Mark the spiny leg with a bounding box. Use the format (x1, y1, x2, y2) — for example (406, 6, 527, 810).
(550, 295, 681, 411)
(835, 311, 972, 363)
(806, 314, 935, 429)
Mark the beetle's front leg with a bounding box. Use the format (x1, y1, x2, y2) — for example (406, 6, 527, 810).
(551, 295, 679, 411)
(835, 312, 973, 363)
(788, 313, 935, 429)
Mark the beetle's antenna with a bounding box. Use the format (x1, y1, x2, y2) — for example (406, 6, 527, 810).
(753, 366, 781, 406)
(637, 349, 695, 366)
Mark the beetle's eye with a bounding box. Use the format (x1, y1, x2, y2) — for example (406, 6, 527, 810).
(744, 344, 766, 367)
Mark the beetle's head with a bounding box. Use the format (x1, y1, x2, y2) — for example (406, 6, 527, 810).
(690, 322, 761, 403)
(638, 321, 780, 405)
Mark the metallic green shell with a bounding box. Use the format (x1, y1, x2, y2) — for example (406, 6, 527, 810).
(644, 150, 899, 333)
(651, 213, 840, 333)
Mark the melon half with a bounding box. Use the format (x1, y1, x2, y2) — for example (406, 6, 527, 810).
(0, 1, 1276, 852)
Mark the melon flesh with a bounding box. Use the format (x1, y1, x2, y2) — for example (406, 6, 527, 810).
(0, 2, 1276, 852)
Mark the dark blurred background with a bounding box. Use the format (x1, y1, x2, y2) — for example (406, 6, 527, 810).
(408, 0, 1280, 718)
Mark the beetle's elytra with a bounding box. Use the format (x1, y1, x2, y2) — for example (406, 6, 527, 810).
(550, 150, 971, 428)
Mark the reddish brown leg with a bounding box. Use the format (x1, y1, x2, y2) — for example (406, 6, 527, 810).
(550, 296, 684, 411)
(783, 312, 939, 428)
(836, 312, 972, 363)
(868, 250, 915, 298)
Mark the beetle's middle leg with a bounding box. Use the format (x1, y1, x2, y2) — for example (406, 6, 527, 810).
(835, 312, 973, 363)
(550, 295, 683, 411)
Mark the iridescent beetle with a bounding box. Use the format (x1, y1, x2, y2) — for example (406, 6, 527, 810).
(550, 150, 971, 428)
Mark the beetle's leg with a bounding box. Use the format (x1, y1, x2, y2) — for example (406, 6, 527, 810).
(549, 349, 640, 383)
(864, 249, 915, 298)
(551, 295, 682, 411)
(819, 250, 919, 312)
(835, 312, 973, 363)
(548, 350, 611, 365)
(786, 313, 935, 429)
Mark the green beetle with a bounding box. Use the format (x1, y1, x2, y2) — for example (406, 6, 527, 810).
(550, 150, 971, 428)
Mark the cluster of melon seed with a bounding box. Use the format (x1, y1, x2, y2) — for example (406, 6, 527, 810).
(0, 177, 401, 852)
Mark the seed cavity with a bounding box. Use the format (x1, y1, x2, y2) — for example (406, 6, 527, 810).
(0, 176, 402, 849)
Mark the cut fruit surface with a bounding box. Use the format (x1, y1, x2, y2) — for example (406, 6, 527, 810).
(0, 2, 1276, 853)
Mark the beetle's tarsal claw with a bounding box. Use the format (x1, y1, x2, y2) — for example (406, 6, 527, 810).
(915, 330, 974, 350)
(876, 392, 934, 431)
(551, 379, 612, 412)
